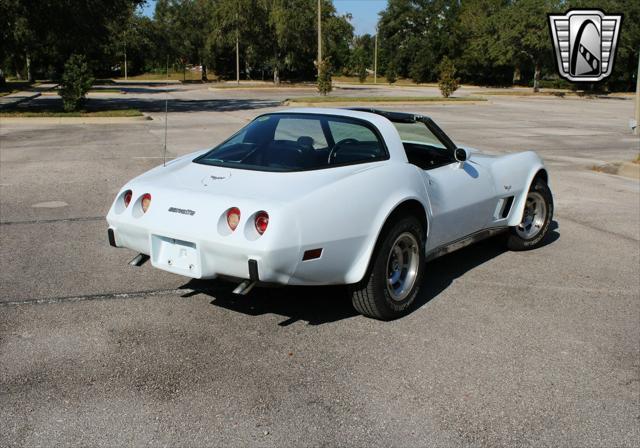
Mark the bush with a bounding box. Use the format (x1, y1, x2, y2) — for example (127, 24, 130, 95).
(437, 56, 459, 98)
(317, 59, 332, 96)
(386, 61, 397, 84)
(59, 54, 94, 111)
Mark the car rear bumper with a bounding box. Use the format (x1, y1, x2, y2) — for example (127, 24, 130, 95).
(107, 224, 299, 284)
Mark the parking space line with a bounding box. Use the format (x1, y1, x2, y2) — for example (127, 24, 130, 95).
(0, 216, 104, 226)
(0, 287, 213, 306)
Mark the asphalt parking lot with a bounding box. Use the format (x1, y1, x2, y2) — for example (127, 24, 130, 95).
(1, 83, 639, 447)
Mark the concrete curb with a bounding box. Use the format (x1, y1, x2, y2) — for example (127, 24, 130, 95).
(112, 79, 181, 84)
(208, 86, 316, 91)
(283, 100, 488, 107)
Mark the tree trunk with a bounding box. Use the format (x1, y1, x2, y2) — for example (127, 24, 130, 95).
(512, 66, 521, 84)
(273, 66, 280, 85)
(26, 53, 33, 83)
(202, 64, 208, 82)
(533, 62, 540, 92)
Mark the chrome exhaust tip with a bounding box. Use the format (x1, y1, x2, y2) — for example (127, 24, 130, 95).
(232, 280, 257, 295)
(128, 253, 150, 267)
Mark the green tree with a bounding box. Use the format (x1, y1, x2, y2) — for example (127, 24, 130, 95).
(378, 0, 419, 80)
(437, 56, 459, 97)
(492, 0, 559, 92)
(317, 58, 332, 95)
(206, 0, 270, 81)
(378, 0, 461, 84)
(323, 12, 354, 75)
(154, 0, 213, 81)
(59, 54, 94, 111)
(259, 0, 352, 83)
(1, 0, 144, 79)
(456, 0, 513, 86)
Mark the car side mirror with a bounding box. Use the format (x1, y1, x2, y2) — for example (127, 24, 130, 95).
(454, 147, 468, 163)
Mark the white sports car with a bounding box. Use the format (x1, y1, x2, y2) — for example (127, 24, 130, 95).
(107, 108, 553, 320)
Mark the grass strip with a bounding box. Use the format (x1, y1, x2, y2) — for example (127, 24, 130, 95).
(0, 108, 142, 117)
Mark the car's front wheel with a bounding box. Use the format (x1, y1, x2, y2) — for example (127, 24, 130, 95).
(506, 179, 554, 251)
(350, 215, 425, 320)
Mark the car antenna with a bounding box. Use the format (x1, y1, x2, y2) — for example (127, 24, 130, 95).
(163, 60, 169, 167)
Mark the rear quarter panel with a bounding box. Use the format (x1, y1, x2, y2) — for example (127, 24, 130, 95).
(285, 161, 430, 285)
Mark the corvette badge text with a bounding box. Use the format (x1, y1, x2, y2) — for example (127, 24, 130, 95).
(548, 9, 622, 82)
(168, 207, 196, 216)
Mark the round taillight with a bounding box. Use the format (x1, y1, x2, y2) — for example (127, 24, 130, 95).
(123, 190, 132, 208)
(227, 207, 241, 231)
(141, 193, 151, 213)
(255, 211, 269, 235)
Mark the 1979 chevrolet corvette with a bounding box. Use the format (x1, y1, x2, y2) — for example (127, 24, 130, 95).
(107, 108, 553, 320)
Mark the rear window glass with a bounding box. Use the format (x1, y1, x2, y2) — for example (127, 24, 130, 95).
(195, 113, 386, 172)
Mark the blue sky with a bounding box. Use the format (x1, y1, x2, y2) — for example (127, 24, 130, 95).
(139, 0, 387, 35)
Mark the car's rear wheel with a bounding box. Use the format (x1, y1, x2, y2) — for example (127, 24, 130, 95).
(506, 179, 553, 251)
(350, 215, 425, 320)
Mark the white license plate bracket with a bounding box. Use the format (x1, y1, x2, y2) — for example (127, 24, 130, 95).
(150, 235, 201, 277)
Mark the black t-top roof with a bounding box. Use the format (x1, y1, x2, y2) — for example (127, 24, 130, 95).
(347, 107, 428, 123)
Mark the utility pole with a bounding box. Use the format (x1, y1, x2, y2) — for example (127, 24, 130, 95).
(124, 42, 128, 80)
(317, 0, 322, 78)
(236, 32, 240, 85)
(374, 31, 378, 84)
(236, 11, 240, 85)
(635, 48, 639, 135)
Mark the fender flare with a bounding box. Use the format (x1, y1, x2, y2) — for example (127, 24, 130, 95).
(507, 167, 549, 227)
(345, 195, 430, 284)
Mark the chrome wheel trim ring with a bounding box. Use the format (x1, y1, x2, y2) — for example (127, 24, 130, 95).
(386, 232, 420, 301)
(516, 191, 547, 239)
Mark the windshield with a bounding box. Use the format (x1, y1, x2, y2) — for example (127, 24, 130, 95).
(195, 113, 387, 172)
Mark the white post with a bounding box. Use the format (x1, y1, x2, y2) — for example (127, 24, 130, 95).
(374, 32, 378, 84)
(635, 48, 639, 135)
(236, 32, 240, 85)
(236, 11, 240, 86)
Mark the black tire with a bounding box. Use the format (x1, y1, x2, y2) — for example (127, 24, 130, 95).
(506, 179, 554, 251)
(350, 215, 425, 320)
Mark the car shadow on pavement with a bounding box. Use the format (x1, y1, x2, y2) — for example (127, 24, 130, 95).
(180, 280, 357, 326)
(181, 221, 559, 325)
(415, 221, 560, 311)
(17, 96, 282, 113)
